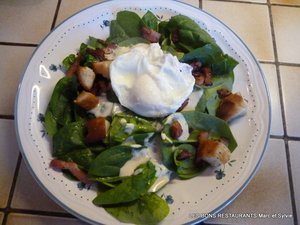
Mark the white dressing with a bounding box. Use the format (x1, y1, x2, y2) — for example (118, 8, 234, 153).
(118, 138, 171, 192)
(119, 148, 149, 177)
(182, 89, 204, 111)
(89, 93, 124, 118)
(164, 113, 190, 141)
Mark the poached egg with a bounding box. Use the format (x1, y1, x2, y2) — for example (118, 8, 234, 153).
(109, 43, 195, 118)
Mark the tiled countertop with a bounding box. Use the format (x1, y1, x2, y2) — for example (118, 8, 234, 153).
(0, 0, 299, 224)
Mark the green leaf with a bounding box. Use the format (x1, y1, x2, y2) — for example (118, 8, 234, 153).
(118, 37, 149, 47)
(59, 148, 96, 172)
(104, 192, 170, 224)
(161, 111, 237, 151)
(88, 145, 144, 177)
(44, 105, 60, 136)
(108, 11, 144, 43)
(92, 161, 156, 205)
(180, 44, 224, 64)
(167, 15, 217, 50)
(52, 120, 87, 157)
(88, 36, 106, 49)
(62, 54, 76, 70)
(173, 144, 206, 178)
(108, 112, 156, 147)
(142, 11, 158, 31)
(48, 76, 78, 126)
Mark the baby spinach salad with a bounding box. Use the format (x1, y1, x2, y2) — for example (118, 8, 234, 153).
(45, 10, 242, 224)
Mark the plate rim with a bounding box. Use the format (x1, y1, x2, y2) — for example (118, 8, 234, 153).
(14, 0, 272, 224)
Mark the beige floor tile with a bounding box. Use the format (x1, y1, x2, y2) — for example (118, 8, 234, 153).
(55, 0, 108, 26)
(11, 160, 66, 213)
(271, 0, 300, 6)
(0, 0, 57, 44)
(260, 63, 284, 136)
(203, 1, 274, 62)
(288, 141, 300, 225)
(0, 45, 35, 116)
(205, 139, 293, 225)
(55, 0, 199, 27)
(6, 213, 89, 225)
(179, 0, 199, 7)
(0, 212, 3, 225)
(272, 6, 300, 64)
(0, 119, 20, 208)
(227, 0, 267, 3)
(279, 66, 300, 137)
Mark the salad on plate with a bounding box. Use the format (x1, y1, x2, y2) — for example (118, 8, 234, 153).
(45, 10, 247, 224)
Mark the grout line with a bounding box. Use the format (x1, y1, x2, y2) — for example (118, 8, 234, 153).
(2, 153, 23, 225)
(51, 0, 62, 31)
(0, 42, 38, 47)
(267, 1, 299, 224)
(0, 115, 14, 120)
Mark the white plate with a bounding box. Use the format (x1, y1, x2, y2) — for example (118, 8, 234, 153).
(15, 0, 271, 224)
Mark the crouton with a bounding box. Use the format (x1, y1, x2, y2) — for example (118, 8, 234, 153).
(85, 117, 106, 144)
(92, 61, 112, 79)
(74, 90, 99, 111)
(216, 92, 248, 122)
(77, 66, 96, 91)
(199, 139, 231, 167)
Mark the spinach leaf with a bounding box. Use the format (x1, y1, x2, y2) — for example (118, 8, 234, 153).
(162, 144, 209, 178)
(104, 192, 169, 225)
(108, 112, 157, 146)
(197, 72, 234, 115)
(142, 11, 158, 31)
(162, 111, 237, 151)
(211, 54, 239, 75)
(48, 76, 78, 127)
(44, 105, 60, 136)
(88, 36, 106, 49)
(180, 44, 224, 65)
(92, 161, 156, 205)
(88, 145, 144, 177)
(180, 44, 239, 77)
(79, 43, 97, 67)
(161, 44, 185, 60)
(52, 120, 87, 157)
(166, 15, 217, 51)
(59, 148, 96, 172)
(62, 54, 76, 70)
(118, 37, 149, 47)
(107, 11, 144, 43)
(158, 20, 170, 43)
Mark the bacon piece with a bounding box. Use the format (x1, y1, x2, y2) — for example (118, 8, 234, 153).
(171, 120, 183, 139)
(217, 88, 232, 98)
(66, 53, 82, 77)
(177, 98, 189, 112)
(102, 43, 118, 54)
(203, 67, 213, 86)
(141, 27, 161, 43)
(86, 48, 106, 61)
(50, 159, 94, 184)
(176, 151, 193, 160)
(172, 27, 180, 43)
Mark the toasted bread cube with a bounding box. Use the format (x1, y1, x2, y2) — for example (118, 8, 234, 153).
(85, 117, 106, 144)
(77, 66, 96, 91)
(216, 92, 248, 122)
(74, 90, 99, 111)
(199, 139, 231, 167)
(92, 61, 112, 79)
